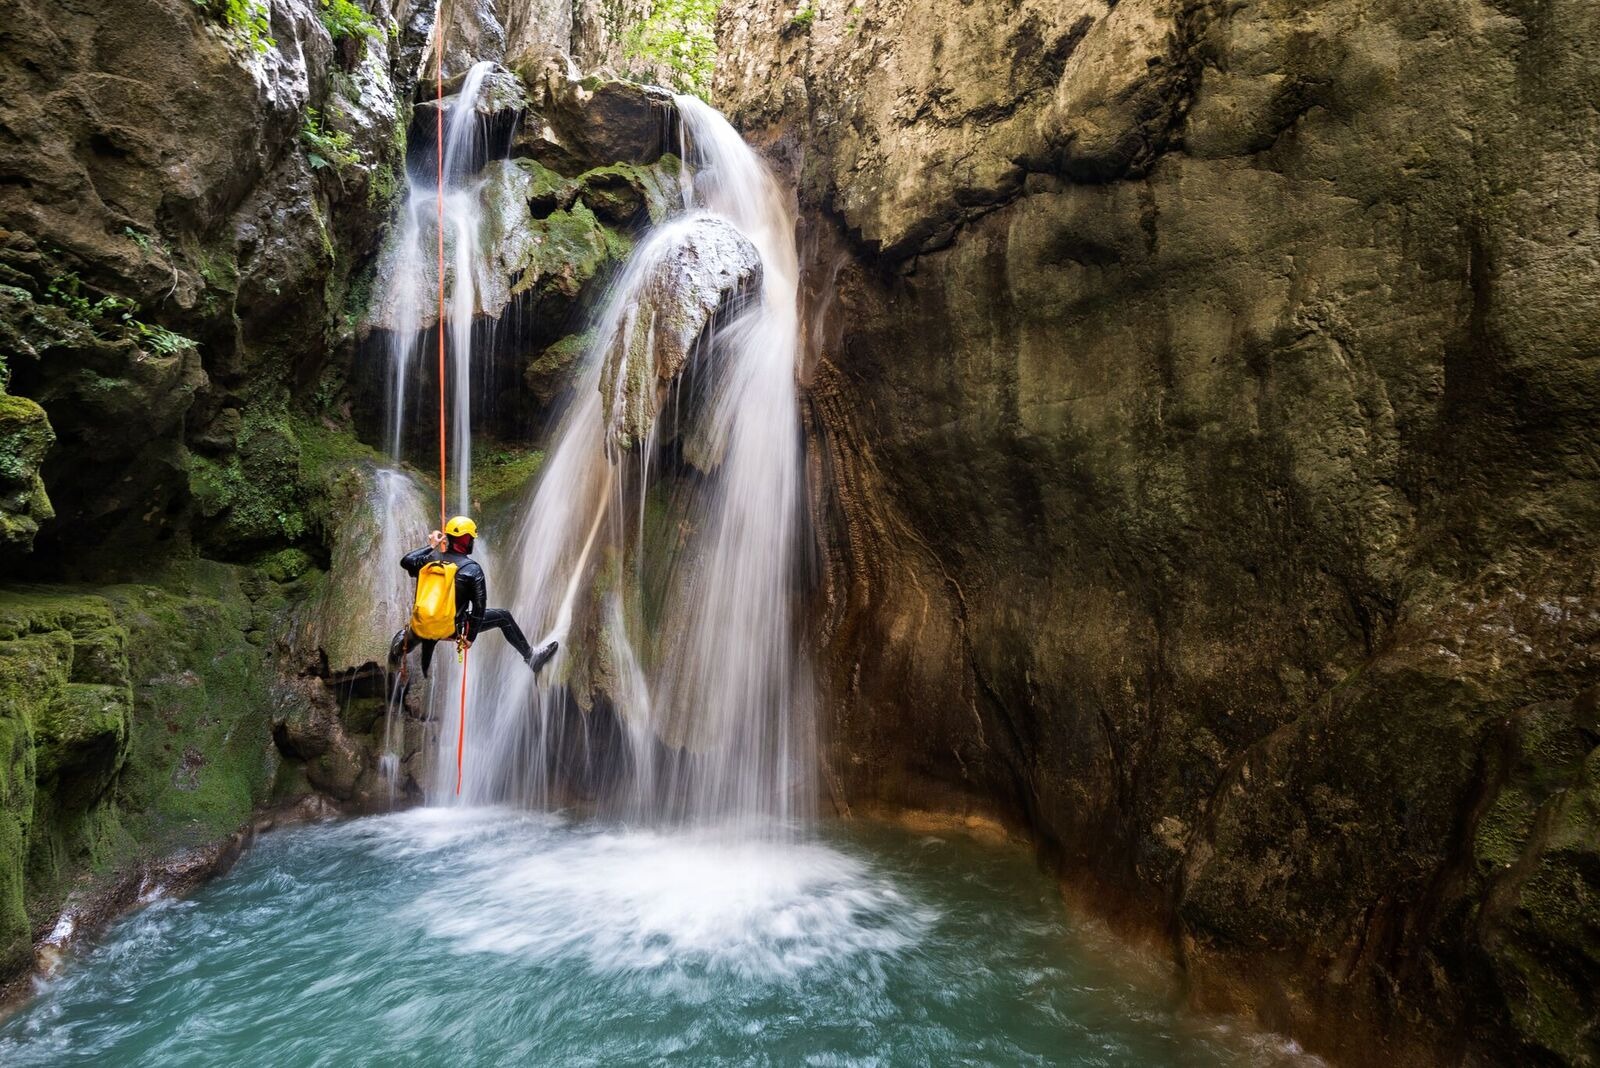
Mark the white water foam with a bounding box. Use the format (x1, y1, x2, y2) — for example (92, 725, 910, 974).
(362, 809, 929, 986)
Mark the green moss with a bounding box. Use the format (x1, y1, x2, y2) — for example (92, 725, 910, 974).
(514, 158, 578, 210)
(577, 158, 683, 225)
(188, 408, 308, 552)
(255, 547, 316, 583)
(0, 392, 53, 485)
(104, 569, 279, 847)
(473, 444, 546, 509)
(0, 589, 129, 973)
(513, 201, 632, 302)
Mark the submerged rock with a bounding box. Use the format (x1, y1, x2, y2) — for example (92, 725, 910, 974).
(599, 216, 763, 452)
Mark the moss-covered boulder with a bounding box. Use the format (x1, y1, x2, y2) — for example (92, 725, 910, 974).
(0, 565, 297, 983)
(0, 389, 55, 552)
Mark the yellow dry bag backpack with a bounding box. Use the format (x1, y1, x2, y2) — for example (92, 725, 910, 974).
(409, 559, 459, 640)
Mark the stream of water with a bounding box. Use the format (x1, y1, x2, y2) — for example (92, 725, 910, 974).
(0, 811, 1314, 1067)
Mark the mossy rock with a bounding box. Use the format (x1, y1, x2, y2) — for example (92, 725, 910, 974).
(0, 390, 55, 551)
(525, 331, 593, 406)
(576, 158, 683, 227)
(0, 566, 285, 982)
(509, 200, 633, 305)
(187, 408, 309, 554)
(473, 445, 546, 511)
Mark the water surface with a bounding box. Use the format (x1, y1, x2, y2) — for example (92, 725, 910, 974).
(1, 811, 1314, 1066)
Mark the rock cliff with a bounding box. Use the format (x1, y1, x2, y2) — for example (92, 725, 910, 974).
(716, 1, 1600, 1064)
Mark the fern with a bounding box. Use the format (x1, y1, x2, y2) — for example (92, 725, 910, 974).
(44, 273, 195, 353)
(302, 108, 361, 172)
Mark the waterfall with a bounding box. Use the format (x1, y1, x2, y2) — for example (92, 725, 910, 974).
(368, 68, 812, 830)
(379, 60, 497, 511)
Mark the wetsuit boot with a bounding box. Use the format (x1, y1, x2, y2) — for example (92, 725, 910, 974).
(528, 640, 559, 674)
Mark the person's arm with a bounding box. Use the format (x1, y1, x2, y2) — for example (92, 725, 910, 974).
(459, 563, 487, 640)
(400, 533, 448, 576)
(400, 545, 433, 575)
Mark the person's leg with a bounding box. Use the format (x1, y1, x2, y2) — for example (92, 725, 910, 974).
(418, 638, 440, 677)
(474, 608, 534, 660)
(388, 628, 409, 673)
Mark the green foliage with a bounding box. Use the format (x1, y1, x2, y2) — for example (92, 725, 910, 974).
(191, 0, 275, 55)
(622, 0, 722, 98)
(319, 0, 381, 43)
(42, 273, 195, 355)
(789, 6, 816, 29)
(301, 108, 361, 173)
(122, 227, 153, 255)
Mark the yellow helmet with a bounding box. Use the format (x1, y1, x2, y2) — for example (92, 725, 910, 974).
(443, 515, 477, 538)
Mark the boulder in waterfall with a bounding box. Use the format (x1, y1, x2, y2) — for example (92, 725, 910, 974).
(600, 216, 763, 452)
(516, 75, 677, 174)
(417, 64, 529, 118)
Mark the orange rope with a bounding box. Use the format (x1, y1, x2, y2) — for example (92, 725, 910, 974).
(455, 640, 470, 795)
(435, 5, 470, 796)
(435, 13, 447, 532)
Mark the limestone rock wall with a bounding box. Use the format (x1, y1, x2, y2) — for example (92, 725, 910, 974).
(716, 1, 1600, 1064)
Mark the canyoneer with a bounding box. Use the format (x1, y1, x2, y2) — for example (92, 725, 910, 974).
(389, 515, 558, 681)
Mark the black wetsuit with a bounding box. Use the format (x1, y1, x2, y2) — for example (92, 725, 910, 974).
(388, 545, 534, 676)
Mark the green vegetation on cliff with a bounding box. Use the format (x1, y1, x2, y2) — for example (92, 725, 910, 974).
(622, 0, 721, 97)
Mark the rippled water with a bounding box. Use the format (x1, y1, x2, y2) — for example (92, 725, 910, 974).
(0, 812, 1314, 1066)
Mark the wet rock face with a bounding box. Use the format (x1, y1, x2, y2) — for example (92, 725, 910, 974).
(719, 0, 1600, 1063)
(359, 63, 682, 442)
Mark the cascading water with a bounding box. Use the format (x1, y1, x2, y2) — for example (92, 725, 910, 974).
(419, 94, 814, 832)
(380, 60, 499, 513)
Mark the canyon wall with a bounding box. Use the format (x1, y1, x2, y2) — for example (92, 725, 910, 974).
(715, 1, 1600, 1064)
